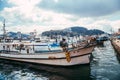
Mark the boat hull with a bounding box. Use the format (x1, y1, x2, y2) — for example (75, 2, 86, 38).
(0, 54, 90, 66)
(0, 46, 94, 66)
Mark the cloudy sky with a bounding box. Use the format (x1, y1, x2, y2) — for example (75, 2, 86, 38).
(0, 0, 120, 34)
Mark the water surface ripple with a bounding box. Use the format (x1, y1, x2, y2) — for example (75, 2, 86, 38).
(91, 41, 120, 80)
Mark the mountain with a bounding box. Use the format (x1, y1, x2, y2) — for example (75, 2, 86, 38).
(87, 29, 105, 35)
(7, 32, 29, 39)
(3, 26, 105, 38)
(71, 26, 87, 34)
(42, 26, 105, 37)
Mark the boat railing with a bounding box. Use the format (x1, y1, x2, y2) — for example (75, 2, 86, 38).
(0, 39, 95, 54)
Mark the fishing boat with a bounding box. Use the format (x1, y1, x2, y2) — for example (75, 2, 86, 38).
(96, 34, 109, 45)
(0, 19, 95, 66)
(0, 45, 94, 66)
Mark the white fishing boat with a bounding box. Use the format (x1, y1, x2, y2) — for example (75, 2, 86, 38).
(0, 44, 94, 66)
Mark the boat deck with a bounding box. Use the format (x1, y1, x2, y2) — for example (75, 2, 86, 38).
(0, 46, 94, 59)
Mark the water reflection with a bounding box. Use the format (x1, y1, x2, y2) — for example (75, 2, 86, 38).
(0, 60, 91, 80)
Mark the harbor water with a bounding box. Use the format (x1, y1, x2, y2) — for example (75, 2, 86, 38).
(0, 41, 120, 80)
(90, 41, 120, 80)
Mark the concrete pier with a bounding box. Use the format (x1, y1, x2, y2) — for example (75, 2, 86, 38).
(111, 39, 120, 54)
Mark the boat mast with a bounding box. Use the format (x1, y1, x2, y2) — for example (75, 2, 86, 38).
(3, 19, 6, 42)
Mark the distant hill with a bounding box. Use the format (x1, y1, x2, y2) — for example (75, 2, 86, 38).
(7, 32, 29, 39)
(1, 26, 105, 39)
(42, 26, 105, 37)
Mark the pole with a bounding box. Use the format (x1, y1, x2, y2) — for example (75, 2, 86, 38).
(3, 19, 6, 43)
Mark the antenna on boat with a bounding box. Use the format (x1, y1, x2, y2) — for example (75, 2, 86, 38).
(3, 19, 6, 42)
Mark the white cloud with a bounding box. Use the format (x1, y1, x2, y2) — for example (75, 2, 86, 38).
(38, 0, 120, 17)
(0, 3, 74, 33)
(82, 19, 120, 33)
(8, 0, 42, 6)
(0, 0, 120, 34)
(111, 20, 120, 32)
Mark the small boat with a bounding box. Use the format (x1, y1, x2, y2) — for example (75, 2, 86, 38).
(96, 37, 104, 45)
(96, 35, 109, 45)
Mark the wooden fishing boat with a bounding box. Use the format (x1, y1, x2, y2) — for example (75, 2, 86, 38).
(0, 43, 95, 66)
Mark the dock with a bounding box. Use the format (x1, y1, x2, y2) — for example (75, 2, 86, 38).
(111, 39, 120, 55)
